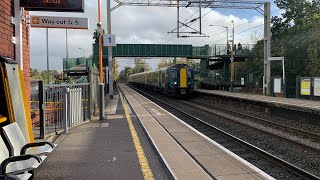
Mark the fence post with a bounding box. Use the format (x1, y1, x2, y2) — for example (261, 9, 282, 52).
(296, 76, 300, 99)
(88, 68, 92, 120)
(63, 87, 69, 133)
(311, 77, 314, 100)
(39, 81, 46, 139)
(88, 84, 91, 121)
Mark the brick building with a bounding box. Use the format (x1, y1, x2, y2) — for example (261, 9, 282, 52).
(0, 0, 31, 101)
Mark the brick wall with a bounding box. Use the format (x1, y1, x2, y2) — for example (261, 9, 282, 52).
(0, 0, 31, 102)
(0, 0, 14, 58)
(22, 11, 30, 102)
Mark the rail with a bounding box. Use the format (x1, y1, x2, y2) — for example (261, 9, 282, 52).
(128, 85, 320, 180)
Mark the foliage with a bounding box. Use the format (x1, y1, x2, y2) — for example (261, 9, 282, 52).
(235, 0, 320, 94)
(157, 58, 200, 69)
(30, 68, 63, 83)
(118, 66, 133, 81)
(272, 0, 320, 40)
(132, 58, 152, 73)
(113, 59, 119, 80)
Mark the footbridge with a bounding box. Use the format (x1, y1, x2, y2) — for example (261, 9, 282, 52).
(92, 43, 254, 66)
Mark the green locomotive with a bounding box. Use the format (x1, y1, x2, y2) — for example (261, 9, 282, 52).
(128, 64, 194, 96)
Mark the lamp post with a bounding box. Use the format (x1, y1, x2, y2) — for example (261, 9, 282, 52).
(230, 20, 235, 92)
(209, 24, 228, 54)
(78, 48, 85, 57)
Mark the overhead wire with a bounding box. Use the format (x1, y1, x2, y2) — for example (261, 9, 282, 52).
(161, 0, 232, 43)
(159, 0, 226, 44)
(195, 8, 282, 46)
(162, 0, 230, 43)
(163, 9, 214, 43)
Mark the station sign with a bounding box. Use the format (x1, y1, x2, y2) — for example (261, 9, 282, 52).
(273, 78, 282, 94)
(30, 15, 89, 29)
(268, 57, 284, 61)
(20, 0, 84, 12)
(314, 78, 320, 97)
(103, 34, 116, 47)
(300, 77, 311, 96)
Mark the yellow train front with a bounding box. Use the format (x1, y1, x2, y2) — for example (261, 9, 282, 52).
(128, 64, 194, 97)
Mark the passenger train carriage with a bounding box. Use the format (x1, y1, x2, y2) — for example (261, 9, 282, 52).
(128, 64, 194, 97)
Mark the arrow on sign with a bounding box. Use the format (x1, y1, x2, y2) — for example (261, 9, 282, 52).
(32, 17, 40, 24)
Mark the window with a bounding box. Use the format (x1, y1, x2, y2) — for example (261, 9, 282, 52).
(171, 68, 177, 79)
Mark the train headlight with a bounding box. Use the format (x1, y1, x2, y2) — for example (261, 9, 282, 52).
(174, 82, 177, 85)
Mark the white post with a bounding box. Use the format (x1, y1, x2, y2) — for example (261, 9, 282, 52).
(282, 57, 286, 97)
(107, 0, 114, 98)
(63, 88, 69, 133)
(14, 0, 23, 69)
(264, 2, 271, 95)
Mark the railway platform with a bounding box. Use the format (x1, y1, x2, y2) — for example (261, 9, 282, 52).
(119, 84, 274, 180)
(33, 90, 170, 179)
(32, 84, 275, 180)
(195, 89, 320, 114)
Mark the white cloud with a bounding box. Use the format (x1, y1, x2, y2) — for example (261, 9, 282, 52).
(30, 1, 270, 71)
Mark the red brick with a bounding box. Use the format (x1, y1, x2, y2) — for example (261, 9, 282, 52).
(0, 0, 30, 104)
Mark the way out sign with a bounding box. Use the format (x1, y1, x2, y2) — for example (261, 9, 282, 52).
(30, 15, 89, 29)
(103, 34, 116, 47)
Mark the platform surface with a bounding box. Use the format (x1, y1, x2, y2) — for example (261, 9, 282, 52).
(120, 84, 274, 180)
(33, 90, 170, 179)
(195, 89, 320, 112)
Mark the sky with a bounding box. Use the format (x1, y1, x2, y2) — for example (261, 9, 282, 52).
(29, 0, 281, 72)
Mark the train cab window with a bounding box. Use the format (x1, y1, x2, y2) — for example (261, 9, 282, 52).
(171, 68, 177, 79)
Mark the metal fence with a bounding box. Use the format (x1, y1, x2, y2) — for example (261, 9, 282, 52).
(44, 83, 90, 137)
(31, 81, 94, 139)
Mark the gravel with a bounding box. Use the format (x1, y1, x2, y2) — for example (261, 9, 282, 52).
(140, 90, 320, 178)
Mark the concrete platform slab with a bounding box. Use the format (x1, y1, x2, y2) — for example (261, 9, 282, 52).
(121, 84, 275, 180)
(120, 84, 212, 180)
(106, 95, 119, 115)
(181, 142, 219, 156)
(170, 132, 201, 142)
(33, 89, 170, 180)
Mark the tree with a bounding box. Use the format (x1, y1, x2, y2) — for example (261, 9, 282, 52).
(118, 69, 127, 81)
(132, 58, 151, 73)
(157, 58, 199, 69)
(272, 0, 320, 39)
(157, 59, 173, 69)
(30, 68, 39, 77)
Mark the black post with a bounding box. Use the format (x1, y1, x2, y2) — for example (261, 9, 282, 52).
(296, 76, 300, 99)
(39, 81, 46, 139)
(311, 77, 314, 100)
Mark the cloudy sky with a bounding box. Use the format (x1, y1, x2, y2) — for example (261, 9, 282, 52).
(29, 0, 280, 71)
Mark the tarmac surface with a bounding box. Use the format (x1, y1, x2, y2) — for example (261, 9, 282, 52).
(34, 92, 171, 179)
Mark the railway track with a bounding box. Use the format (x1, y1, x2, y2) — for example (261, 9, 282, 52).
(183, 99, 320, 152)
(128, 85, 320, 180)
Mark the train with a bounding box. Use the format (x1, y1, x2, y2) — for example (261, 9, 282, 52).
(128, 64, 195, 97)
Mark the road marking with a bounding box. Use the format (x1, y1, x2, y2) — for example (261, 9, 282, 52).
(119, 91, 154, 180)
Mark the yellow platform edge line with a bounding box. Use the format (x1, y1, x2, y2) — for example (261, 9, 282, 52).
(119, 88, 155, 180)
(18, 69, 35, 143)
